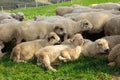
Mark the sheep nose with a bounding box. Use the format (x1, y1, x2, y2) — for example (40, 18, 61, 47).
(58, 40, 61, 43)
(105, 49, 110, 53)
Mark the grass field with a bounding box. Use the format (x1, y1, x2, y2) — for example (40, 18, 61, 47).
(1, 0, 120, 80)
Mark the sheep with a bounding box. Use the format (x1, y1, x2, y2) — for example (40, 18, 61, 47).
(71, 8, 104, 13)
(15, 20, 66, 44)
(35, 34, 84, 72)
(81, 39, 110, 57)
(104, 16, 120, 36)
(102, 35, 120, 49)
(10, 32, 61, 63)
(108, 44, 120, 66)
(71, 12, 115, 34)
(55, 5, 92, 16)
(0, 21, 20, 58)
(55, 6, 74, 16)
(11, 12, 25, 21)
(35, 16, 93, 39)
(90, 2, 120, 10)
(0, 18, 20, 24)
(0, 12, 13, 21)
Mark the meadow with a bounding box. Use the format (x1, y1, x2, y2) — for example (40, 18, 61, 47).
(1, 0, 120, 80)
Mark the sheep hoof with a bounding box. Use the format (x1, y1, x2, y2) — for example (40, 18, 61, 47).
(108, 62, 116, 66)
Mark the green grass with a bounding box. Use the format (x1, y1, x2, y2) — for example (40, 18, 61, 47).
(11, 0, 120, 20)
(1, 0, 120, 80)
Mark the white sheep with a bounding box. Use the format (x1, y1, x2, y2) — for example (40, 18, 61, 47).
(35, 34, 84, 72)
(81, 39, 110, 57)
(108, 44, 120, 66)
(10, 32, 60, 63)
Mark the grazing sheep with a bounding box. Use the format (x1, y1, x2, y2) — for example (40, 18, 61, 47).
(10, 32, 61, 63)
(104, 16, 120, 36)
(35, 34, 84, 72)
(90, 2, 120, 10)
(0, 21, 20, 58)
(15, 21, 66, 44)
(108, 44, 120, 66)
(81, 39, 110, 57)
(102, 35, 120, 49)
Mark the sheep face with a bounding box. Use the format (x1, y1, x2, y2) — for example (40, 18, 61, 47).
(54, 26, 66, 36)
(47, 32, 61, 45)
(54, 25, 68, 42)
(71, 34, 84, 46)
(95, 39, 110, 53)
(78, 19, 93, 31)
(16, 12, 25, 21)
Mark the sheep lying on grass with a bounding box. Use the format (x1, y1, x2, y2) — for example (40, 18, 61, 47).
(10, 32, 60, 63)
(35, 34, 84, 72)
(108, 44, 120, 66)
(81, 39, 109, 57)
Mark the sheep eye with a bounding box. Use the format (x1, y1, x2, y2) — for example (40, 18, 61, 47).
(98, 43, 102, 46)
(50, 36, 55, 39)
(60, 28, 63, 31)
(84, 23, 88, 25)
(48, 37, 51, 41)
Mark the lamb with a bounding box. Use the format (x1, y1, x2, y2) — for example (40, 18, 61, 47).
(10, 32, 61, 63)
(0, 21, 20, 58)
(15, 21, 66, 44)
(81, 39, 110, 57)
(104, 16, 120, 36)
(71, 12, 115, 34)
(102, 35, 120, 49)
(35, 34, 84, 72)
(90, 2, 120, 10)
(108, 44, 120, 66)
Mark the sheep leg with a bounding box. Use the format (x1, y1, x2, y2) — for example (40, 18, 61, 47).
(108, 62, 116, 66)
(60, 50, 72, 62)
(43, 55, 57, 72)
(58, 56, 68, 62)
(16, 60, 27, 63)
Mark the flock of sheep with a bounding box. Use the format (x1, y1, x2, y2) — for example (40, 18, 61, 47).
(0, 2, 120, 72)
